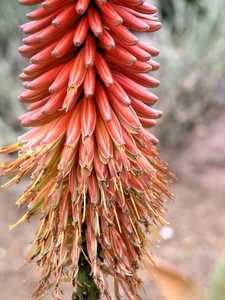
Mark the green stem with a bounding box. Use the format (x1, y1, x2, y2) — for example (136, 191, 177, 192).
(72, 253, 100, 300)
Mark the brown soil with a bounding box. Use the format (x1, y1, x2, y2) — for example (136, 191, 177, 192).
(0, 113, 225, 300)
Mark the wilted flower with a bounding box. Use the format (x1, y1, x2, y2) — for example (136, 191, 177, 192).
(0, 0, 174, 299)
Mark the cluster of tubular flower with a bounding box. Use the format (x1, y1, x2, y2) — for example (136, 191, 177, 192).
(0, 0, 174, 299)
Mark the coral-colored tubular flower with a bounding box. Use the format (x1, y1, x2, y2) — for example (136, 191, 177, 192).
(1, 0, 174, 299)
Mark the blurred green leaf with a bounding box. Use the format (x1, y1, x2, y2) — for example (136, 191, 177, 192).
(210, 253, 225, 300)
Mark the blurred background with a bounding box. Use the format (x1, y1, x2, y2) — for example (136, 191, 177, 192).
(0, 0, 225, 299)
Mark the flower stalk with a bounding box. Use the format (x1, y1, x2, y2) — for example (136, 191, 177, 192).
(74, 251, 100, 300)
(0, 0, 174, 299)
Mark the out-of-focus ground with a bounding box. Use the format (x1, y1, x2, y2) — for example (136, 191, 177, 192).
(0, 112, 225, 300)
(145, 111, 225, 299)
